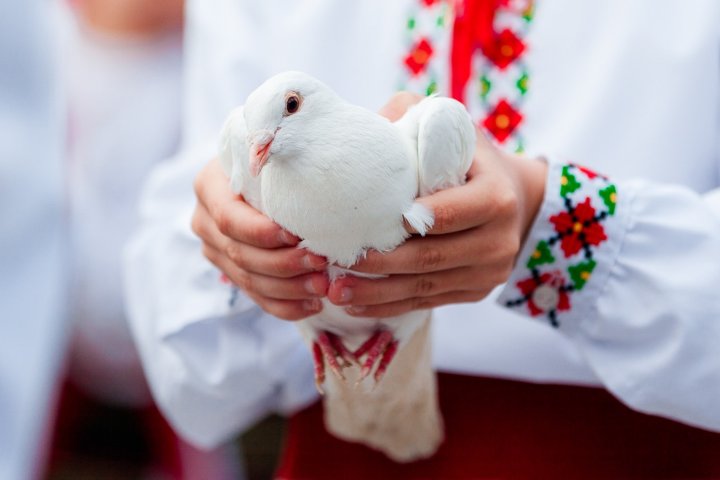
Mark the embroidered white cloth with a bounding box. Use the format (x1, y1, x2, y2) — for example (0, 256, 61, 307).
(125, 0, 720, 448)
(499, 160, 720, 432)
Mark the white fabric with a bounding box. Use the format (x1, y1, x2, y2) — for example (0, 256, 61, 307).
(0, 2, 67, 479)
(125, 146, 317, 447)
(499, 161, 720, 433)
(61, 10, 183, 406)
(125, 0, 720, 448)
(584, 181, 720, 431)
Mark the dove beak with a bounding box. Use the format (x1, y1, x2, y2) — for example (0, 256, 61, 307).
(248, 130, 275, 177)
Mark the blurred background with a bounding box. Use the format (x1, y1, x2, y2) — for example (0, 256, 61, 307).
(0, 1, 281, 479)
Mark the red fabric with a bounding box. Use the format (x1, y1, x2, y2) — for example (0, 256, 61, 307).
(450, 0, 503, 102)
(143, 403, 184, 479)
(276, 373, 720, 479)
(47, 379, 184, 479)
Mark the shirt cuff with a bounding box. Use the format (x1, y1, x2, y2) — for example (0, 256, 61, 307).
(152, 215, 260, 340)
(498, 161, 630, 333)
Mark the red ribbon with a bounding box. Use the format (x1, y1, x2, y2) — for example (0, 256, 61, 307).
(450, 0, 503, 103)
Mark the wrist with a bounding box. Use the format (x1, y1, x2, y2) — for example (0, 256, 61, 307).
(505, 153, 548, 244)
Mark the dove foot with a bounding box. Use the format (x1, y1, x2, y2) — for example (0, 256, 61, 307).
(312, 329, 400, 392)
(313, 331, 358, 394)
(353, 330, 399, 386)
(323, 317, 444, 462)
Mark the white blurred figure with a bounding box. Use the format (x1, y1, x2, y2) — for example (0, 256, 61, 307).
(56, 1, 241, 477)
(62, 0, 183, 409)
(0, 2, 67, 479)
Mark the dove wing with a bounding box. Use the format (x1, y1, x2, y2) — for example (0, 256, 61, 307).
(218, 106, 263, 210)
(414, 97, 476, 197)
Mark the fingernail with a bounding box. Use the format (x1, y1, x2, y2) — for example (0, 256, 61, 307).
(338, 287, 353, 303)
(279, 230, 298, 245)
(345, 305, 366, 315)
(304, 298, 322, 312)
(303, 254, 327, 271)
(304, 277, 324, 295)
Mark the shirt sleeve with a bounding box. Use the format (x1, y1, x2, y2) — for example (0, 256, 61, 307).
(123, 144, 317, 449)
(498, 160, 720, 432)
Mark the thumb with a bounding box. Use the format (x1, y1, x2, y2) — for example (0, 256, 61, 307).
(378, 92, 424, 121)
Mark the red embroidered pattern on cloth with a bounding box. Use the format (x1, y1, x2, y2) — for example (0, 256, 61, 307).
(398, 0, 451, 96)
(453, 0, 535, 152)
(399, 0, 535, 152)
(504, 164, 618, 327)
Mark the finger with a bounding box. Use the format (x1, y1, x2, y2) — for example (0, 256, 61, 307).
(194, 202, 326, 277)
(214, 195, 299, 248)
(205, 243, 328, 299)
(351, 228, 479, 275)
(240, 270, 329, 300)
(192, 201, 228, 252)
(353, 216, 519, 276)
(194, 158, 300, 248)
(254, 296, 324, 321)
(203, 245, 323, 320)
(327, 266, 476, 306)
(410, 158, 518, 236)
(344, 290, 487, 318)
(201, 242, 246, 285)
(378, 91, 424, 121)
(226, 241, 327, 278)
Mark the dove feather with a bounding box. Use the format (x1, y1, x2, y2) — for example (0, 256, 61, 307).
(396, 95, 476, 197)
(218, 106, 262, 209)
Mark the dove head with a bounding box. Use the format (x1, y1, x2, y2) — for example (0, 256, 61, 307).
(244, 71, 338, 176)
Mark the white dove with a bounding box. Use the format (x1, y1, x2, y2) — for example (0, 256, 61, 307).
(218, 71, 475, 462)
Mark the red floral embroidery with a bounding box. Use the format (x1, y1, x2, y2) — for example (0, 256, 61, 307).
(574, 164, 607, 180)
(503, 164, 618, 328)
(404, 37, 434, 76)
(482, 99, 523, 143)
(516, 271, 570, 317)
(483, 28, 526, 70)
(550, 197, 608, 257)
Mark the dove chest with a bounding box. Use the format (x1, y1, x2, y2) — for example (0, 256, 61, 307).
(261, 137, 418, 265)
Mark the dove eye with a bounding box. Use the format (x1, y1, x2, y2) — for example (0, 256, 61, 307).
(284, 93, 301, 116)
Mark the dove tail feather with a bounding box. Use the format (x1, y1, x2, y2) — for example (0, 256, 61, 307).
(403, 202, 434, 236)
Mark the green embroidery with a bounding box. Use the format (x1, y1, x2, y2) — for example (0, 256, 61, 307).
(480, 75, 492, 101)
(399, 1, 448, 97)
(516, 71, 529, 95)
(568, 260, 597, 290)
(599, 185, 617, 215)
(522, 3, 535, 22)
(560, 166, 581, 197)
(426, 80, 438, 96)
(527, 240, 555, 269)
(475, 1, 535, 148)
(505, 164, 617, 327)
